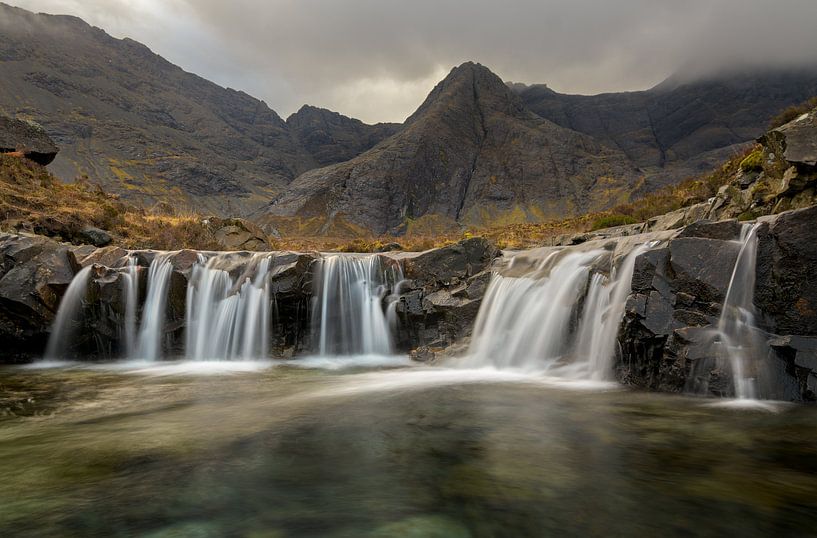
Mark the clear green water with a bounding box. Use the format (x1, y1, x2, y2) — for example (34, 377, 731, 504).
(1, 362, 817, 537)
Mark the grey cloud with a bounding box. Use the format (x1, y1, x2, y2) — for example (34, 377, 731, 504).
(10, 0, 817, 123)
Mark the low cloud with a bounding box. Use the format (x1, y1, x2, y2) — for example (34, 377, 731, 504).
(10, 0, 817, 123)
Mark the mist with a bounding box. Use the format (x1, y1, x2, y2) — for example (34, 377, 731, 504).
(8, 0, 817, 123)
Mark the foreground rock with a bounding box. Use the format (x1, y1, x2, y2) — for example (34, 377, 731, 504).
(617, 206, 817, 401)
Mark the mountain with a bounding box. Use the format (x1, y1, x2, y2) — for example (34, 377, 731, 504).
(261, 62, 638, 235)
(512, 68, 817, 189)
(286, 105, 401, 168)
(0, 3, 394, 215)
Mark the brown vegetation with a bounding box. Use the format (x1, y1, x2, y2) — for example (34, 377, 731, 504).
(768, 96, 817, 130)
(0, 154, 220, 250)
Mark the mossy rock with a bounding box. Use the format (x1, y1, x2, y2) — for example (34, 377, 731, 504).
(739, 149, 764, 172)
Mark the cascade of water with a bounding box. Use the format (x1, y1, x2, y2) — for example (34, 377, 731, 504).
(715, 223, 766, 399)
(313, 255, 400, 356)
(575, 244, 651, 380)
(465, 250, 604, 372)
(465, 243, 651, 379)
(44, 266, 93, 359)
(133, 255, 173, 360)
(122, 256, 139, 356)
(185, 254, 273, 360)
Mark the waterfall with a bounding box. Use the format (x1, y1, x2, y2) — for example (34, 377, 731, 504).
(464, 244, 650, 379)
(575, 244, 651, 379)
(714, 223, 767, 399)
(44, 266, 93, 359)
(312, 255, 401, 356)
(122, 256, 139, 357)
(133, 255, 173, 360)
(185, 254, 273, 360)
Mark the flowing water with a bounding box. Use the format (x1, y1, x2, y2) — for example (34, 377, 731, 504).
(44, 265, 93, 360)
(464, 244, 650, 380)
(185, 253, 273, 361)
(133, 255, 174, 361)
(1, 363, 816, 538)
(312, 255, 402, 356)
(716, 223, 767, 399)
(687, 224, 771, 400)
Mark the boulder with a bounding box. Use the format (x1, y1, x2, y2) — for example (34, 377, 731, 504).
(402, 237, 499, 286)
(761, 109, 817, 167)
(0, 233, 79, 358)
(0, 115, 59, 165)
(75, 226, 112, 247)
(205, 217, 271, 251)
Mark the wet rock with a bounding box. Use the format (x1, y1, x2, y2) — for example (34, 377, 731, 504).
(0, 233, 79, 358)
(376, 242, 402, 252)
(755, 206, 817, 335)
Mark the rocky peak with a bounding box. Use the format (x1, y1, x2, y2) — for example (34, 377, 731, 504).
(406, 62, 529, 125)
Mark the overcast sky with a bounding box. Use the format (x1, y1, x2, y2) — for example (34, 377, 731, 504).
(9, 0, 817, 123)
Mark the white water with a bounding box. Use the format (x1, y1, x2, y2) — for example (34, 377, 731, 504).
(714, 223, 767, 400)
(122, 256, 139, 356)
(44, 266, 93, 359)
(464, 244, 650, 380)
(313, 255, 401, 356)
(185, 254, 273, 360)
(133, 255, 173, 360)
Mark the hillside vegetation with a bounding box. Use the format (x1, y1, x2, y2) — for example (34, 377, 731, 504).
(0, 154, 220, 250)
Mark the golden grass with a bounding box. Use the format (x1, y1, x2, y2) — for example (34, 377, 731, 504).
(0, 154, 220, 250)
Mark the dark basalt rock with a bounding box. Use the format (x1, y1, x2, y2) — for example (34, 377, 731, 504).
(0, 233, 79, 359)
(392, 237, 500, 351)
(0, 115, 59, 165)
(618, 206, 817, 401)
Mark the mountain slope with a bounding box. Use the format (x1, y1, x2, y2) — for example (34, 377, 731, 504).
(261, 62, 638, 235)
(0, 3, 395, 215)
(286, 106, 401, 168)
(512, 68, 817, 188)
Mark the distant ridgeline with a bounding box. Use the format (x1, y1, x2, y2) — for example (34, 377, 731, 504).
(2, 3, 817, 234)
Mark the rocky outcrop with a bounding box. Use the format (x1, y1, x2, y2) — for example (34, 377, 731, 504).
(204, 217, 272, 251)
(390, 238, 499, 354)
(0, 115, 59, 165)
(0, 233, 78, 358)
(617, 207, 817, 401)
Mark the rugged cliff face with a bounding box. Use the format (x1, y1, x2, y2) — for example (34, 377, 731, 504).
(512, 68, 817, 190)
(262, 62, 638, 235)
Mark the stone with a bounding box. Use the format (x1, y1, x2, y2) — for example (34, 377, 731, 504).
(206, 217, 271, 251)
(0, 115, 59, 165)
(761, 108, 817, 167)
(75, 226, 112, 247)
(403, 237, 499, 286)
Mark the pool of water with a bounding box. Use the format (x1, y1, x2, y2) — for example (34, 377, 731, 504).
(1, 360, 816, 537)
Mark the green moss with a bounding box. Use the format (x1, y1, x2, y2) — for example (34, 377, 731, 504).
(740, 149, 764, 173)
